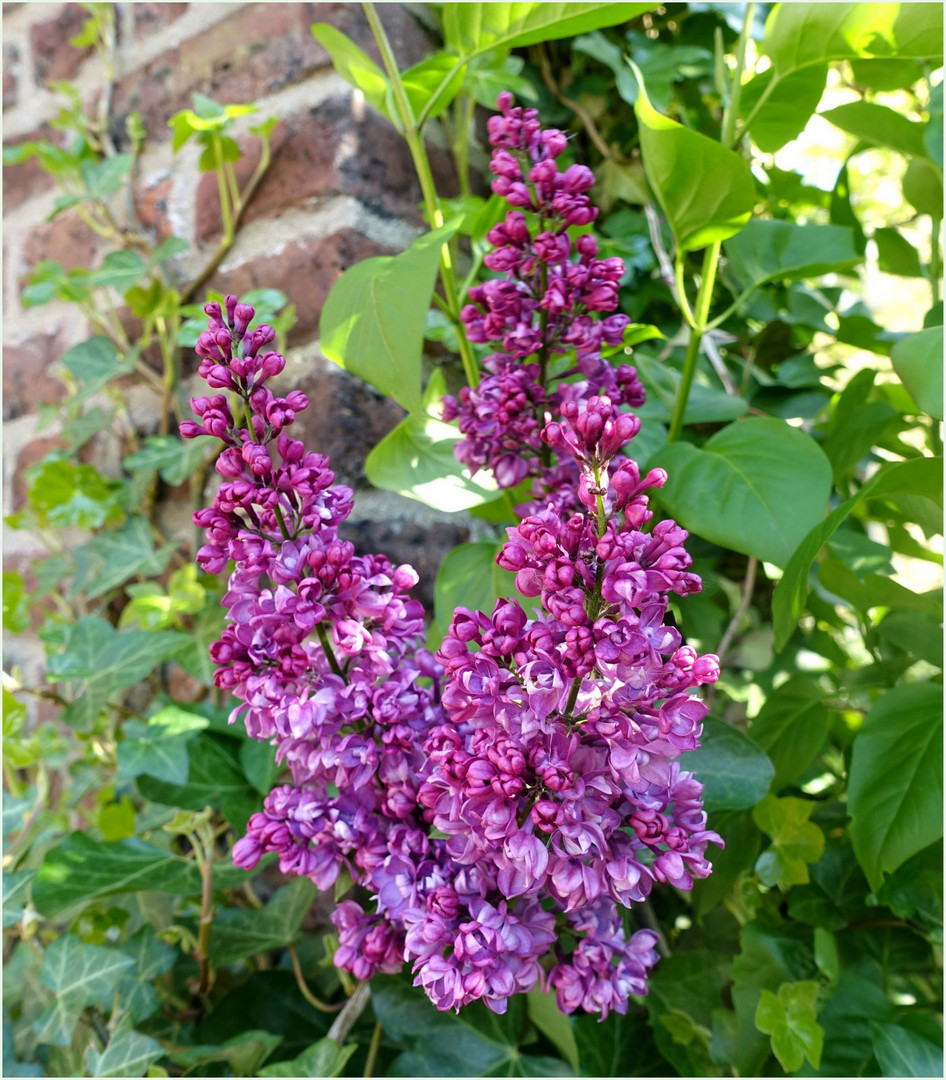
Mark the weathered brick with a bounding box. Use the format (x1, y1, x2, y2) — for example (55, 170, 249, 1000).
(12, 435, 65, 509)
(134, 172, 174, 241)
(3, 41, 20, 109)
(194, 98, 426, 243)
(31, 3, 93, 84)
(206, 227, 392, 343)
(132, 3, 188, 40)
(21, 209, 104, 287)
(2, 126, 59, 209)
(341, 519, 470, 613)
(3, 325, 69, 420)
(296, 365, 406, 488)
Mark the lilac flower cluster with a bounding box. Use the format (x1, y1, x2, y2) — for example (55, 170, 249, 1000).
(182, 295, 444, 982)
(185, 97, 721, 1023)
(442, 92, 645, 491)
(416, 395, 722, 1014)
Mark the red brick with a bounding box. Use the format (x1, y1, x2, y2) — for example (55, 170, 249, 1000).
(2, 126, 59, 209)
(12, 436, 65, 509)
(31, 3, 94, 84)
(204, 227, 391, 345)
(3, 325, 69, 420)
(134, 173, 173, 241)
(132, 3, 188, 40)
(111, 3, 437, 144)
(3, 42, 20, 109)
(21, 209, 104, 286)
(194, 98, 433, 243)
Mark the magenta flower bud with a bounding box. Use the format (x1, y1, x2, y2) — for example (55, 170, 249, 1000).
(179, 420, 204, 439)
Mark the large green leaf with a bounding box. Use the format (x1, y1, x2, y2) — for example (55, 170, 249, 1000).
(680, 716, 775, 812)
(739, 65, 828, 153)
(763, 4, 943, 76)
(442, 3, 656, 59)
(88, 1030, 164, 1078)
(656, 418, 833, 567)
(33, 936, 135, 1046)
(211, 879, 316, 966)
(525, 988, 579, 1072)
(891, 326, 944, 419)
(871, 1022, 944, 1078)
(749, 676, 831, 791)
(309, 24, 393, 121)
(633, 353, 747, 425)
(820, 100, 928, 158)
(848, 682, 943, 891)
(724, 221, 862, 292)
(320, 222, 459, 416)
(434, 541, 535, 629)
(903, 157, 944, 215)
(365, 413, 500, 511)
(32, 833, 202, 918)
(771, 456, 943, 649)
(634, 75, 755, 252)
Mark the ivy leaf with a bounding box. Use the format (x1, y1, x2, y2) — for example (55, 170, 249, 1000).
(87, 1030, 164, 1078)
(752, 795, 826, 889)
(114, 927, 176, 1025)
(32, 833, 202, 918)
(27, 459, 123, 531)
(59, 335, 138, 403)
(69, 516, 178, 600)
(116, 705, 209, 785)
(33, 935, 135, 1045)
(211, 878, 317, 966)
(755, 981, 824, 1072)
(848, 682, 943, 891)
(124, 434, 210, 485)
(46, 617, 186, 731)
(259, 1039, 355, 1078)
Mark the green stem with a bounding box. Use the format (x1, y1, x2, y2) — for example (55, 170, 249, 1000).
(317, 623, 346, 681)
(721, 2, 754, 148)
(668, 241, 722, 443)
(364, 1020, 383, 1078)
(674, 255, 698, 329)
(213, 134, 234, 240)
(930, 215, 942, 305)
(362, 2, 479, 390)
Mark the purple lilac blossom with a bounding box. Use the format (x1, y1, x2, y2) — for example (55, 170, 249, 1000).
(442, 91, 646, 495)
(185, 96, 721, 1021)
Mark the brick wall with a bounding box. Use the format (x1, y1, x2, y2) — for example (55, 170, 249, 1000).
(3, 2, 474, 685)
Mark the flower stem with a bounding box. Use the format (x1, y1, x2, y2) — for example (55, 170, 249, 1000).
(286, 943, 344, 1014)
(668, 241, 721, 443)
(364, 1020, 383, 1077)
(362, 2, 479, 390)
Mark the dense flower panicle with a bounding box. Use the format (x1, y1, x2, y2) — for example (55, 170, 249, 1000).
(443, 93, 646, 491)
(189, 94, 720, 1023)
